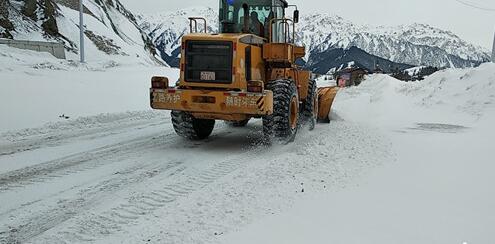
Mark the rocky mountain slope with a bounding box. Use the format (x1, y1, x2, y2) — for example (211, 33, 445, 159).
(298, 14, 489, 68)
(138, 7, 490, 72)
(2, 3, 490, 71)
(306, 46, 414, 74)
(0, 0, 162, 64)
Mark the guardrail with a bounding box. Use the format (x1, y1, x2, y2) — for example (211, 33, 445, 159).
(0, 38, 66, 59)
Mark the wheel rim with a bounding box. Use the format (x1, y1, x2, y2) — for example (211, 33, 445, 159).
(289, 96, 298, 130)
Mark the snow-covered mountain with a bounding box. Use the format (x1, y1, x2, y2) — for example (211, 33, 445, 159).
(298, 14, 489, 68)
(138, 7, 490, 71)
(2, 3, 490, 70)
(0, 0, 163, 65)
(137, 7, 218, 67)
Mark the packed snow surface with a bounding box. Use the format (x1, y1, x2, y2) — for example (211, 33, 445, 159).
(1, 46, 494, 243)
(223, 63, 495, 244)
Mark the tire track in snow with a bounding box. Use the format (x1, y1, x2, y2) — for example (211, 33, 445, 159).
(0, 112, 167, 157)
(0, 122, 237, 244)
(0, 133, 170, 192)
(0, 102, 397, 244)
(0, 159, 186, 244)
(0, 122, 233, 193)
(133, 120, 394, 244)
(32, 144, 268, 244)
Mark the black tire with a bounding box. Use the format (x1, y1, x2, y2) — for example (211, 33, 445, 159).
(171, 111, 215, 140)
(262, 79, 299, 143)
(225, 119, 250, 127)
(317, 117, 331, 124)
(302, 79, 317, 130)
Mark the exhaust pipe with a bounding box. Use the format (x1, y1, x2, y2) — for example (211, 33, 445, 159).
(242, 4, 249, 33)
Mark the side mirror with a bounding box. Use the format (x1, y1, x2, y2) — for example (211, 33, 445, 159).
(293, 10, 299, 23)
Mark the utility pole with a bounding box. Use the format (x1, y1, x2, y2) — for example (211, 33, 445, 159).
(79, 0, 85, 63)
(492, 30, 495, 62)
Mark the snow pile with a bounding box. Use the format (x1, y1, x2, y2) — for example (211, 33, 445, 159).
(398, 63, 495, 117)
(221, 63, 495, 244)
(334, 62, 495, 128)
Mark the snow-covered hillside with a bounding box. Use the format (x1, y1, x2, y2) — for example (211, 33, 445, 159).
(0, 0, 162, 64)
(137, 7, 490, 69)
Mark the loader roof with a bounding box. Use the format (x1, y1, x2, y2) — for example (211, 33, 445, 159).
(234, 0, 288, 7)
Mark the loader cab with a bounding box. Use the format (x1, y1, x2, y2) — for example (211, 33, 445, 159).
(219, 0, 287, 42)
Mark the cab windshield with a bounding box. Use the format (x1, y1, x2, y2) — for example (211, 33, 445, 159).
(219, 0, 285, 41)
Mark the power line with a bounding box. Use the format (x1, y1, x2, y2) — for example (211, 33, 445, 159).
(454, 0, 495, 11)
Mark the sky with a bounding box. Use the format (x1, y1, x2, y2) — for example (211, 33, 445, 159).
(121, 0, 495, 49)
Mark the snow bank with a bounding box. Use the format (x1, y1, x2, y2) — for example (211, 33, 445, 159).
(334, 62, 495, 129)
(221, 63, 495, 244)
(0, 44, 130, 72)
(0, 111, 162, 143)
(0, 45, 178, 133)
(398, 63, 495, 118)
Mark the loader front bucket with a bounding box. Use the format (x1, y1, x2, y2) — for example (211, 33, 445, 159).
(317, 86, 339, 123)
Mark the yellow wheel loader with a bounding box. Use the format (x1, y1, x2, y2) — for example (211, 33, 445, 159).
(150, 0, 338, 143)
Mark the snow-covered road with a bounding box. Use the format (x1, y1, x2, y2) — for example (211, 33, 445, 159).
(0, 109, 391, 243)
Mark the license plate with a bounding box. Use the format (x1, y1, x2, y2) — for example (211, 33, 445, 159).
(200, 71, 215, 81)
